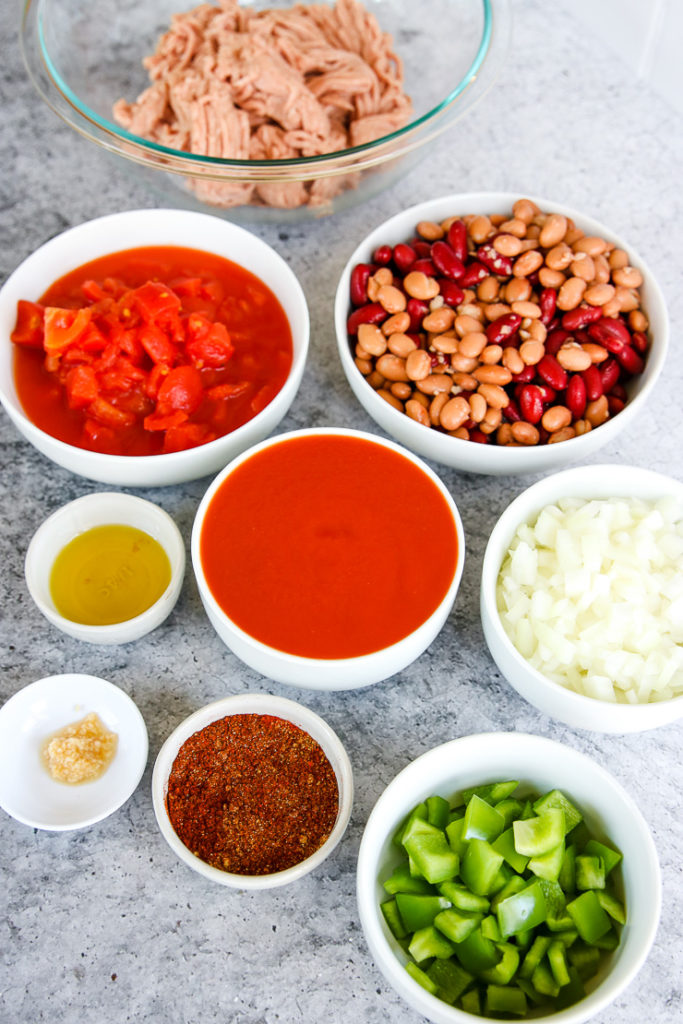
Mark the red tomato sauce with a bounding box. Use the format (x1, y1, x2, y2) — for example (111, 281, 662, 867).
(12, 246, 293, 456)
(200, 435, 458, 659)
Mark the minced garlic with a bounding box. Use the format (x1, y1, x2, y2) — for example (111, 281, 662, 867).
(42, 712, 118, 784)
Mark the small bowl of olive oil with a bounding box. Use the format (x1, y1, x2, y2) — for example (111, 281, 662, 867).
(25, 492, 185, 644)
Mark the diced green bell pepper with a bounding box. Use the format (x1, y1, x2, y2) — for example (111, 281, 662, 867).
(553, 929, 579, 947)
(463, 794, 505, 842)
(427, 795, 451, 829)
(493, 827, 530, 874)
(494, 797, 524, 828)
(394, 801, 427, 846)
(568, 942, 601, 979)
(516, 977, 548, 1007)
(576, 854, 605, 891)
(445, 817, 467, 858)
(491, 875, 527, 912)
(433, 907, 482, 944)
(531, 960, 560, 998)
(497, 880, 548, 938)
(383, 862, 435, 895)
(519, 934, 552, 980)
(438, 881, 490, 913)
(409, 924, 456, 963)
(394, 893, 452, 932)
(548, 939, 571, 987)
(461, 839, 504, 896)
(405, 961, 438, 995)
(380, 899, 408, 939)
(597, 890, 626, 924)
(554, 966, 586, 1009)
(453, 927, 502, 973)
(403, 817, 460, 884)
(481, 942, 520, 984)
(481, 915, 502, 943)
(426, 959, 473, 1005)
(566, 890, 612, 944)
(460, 988, 481, 1015)
(559, 844, 577, 894)
(528, 839, 565, 882)
(486, 984, 527, 1017)
(461, 781, 519, 805)
(533, 789, 582, 834)
(592, 927, 620, 951)
(513, 808, 565, 857)
(584, 839, 622, 876)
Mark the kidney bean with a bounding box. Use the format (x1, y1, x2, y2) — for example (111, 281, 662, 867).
(460, 261, 489, 287)
(392, 244, 416, 273)
(587, 316, 631, 350)
(485, 313, 522, 347)
(535, 384, 558, 405)
(405, 298, 429, 331)
(468, 429, 490, 444)
(477, 244, 513, 277)
(544, 328, 570, 356)
(631, 331, 649, 354)
(411, 240, 431, 258)
(373, 244, 393, 265)
(350, 264, 372, 307)
(435, 279, 463, 308)
(511, 365, 536, 384)
(431, 240, 465, 280)
(615, 345, 644, 375)
(561, 305, 603, 331)
(503, 397, 522, 423)
(567, 374, 587, 418)
(608, 395, 626, 415)
(411, 259, 437, 278)
(347, 302, 386, 335)
(537, 353, 568, 390)
(519, 385, 544, 424)
(598, 358, 620, 394)
(537, 287, 556, 325)
(446, 220, 468, 262)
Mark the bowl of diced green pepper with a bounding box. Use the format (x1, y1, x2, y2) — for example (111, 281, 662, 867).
(356, 732, 660, 1023)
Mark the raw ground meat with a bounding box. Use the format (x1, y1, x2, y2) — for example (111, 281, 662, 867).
(113, 0, 412, 209)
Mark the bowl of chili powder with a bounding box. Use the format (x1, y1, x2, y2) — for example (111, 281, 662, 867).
(152, 693, 353, 888)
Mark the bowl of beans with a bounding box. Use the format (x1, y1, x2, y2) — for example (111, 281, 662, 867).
(481, 463, 683, 732)
(152, 693, 353, 888)
(0, 208, 309, 486)
(357, 731, 660, 1024)
(334, 193, 668, 474)
(191, 427, 465, 689)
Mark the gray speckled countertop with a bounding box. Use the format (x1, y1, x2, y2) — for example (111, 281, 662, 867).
(1, 1, 682, 1021)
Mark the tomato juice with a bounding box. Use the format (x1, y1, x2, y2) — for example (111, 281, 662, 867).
(199, 434, 459, 659)
(12, 246, 293, 456)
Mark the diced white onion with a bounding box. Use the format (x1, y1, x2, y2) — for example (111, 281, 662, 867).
(497, 496, 683, 704)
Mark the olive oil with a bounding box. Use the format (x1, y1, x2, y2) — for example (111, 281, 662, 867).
(50, 524, 171, 626)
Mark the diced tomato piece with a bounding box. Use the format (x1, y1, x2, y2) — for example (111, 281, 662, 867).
(43, 307, 92, 352)
(116, 328, 144, 363)
(163, 422, 215, 453)
(143, 409, 189, 432)
(88, 396, 135, 429)
(157, 365, 204, 414)
(134, 281, 182, 323)
(139, 324, 177, 365)
(146, 363, 169, 401)
(201, 279, 225, 304)
(102, 277, 126, 298)
(81, 280, 106, 303)
(94, 341, 121, 372)
(78, 323, 108, 353)
(11, 301, 45, 348)
(98, 359, 146, 393)
(170, 277, 203, 297)
(186, 317, 234, 367)
(206, 382, 250, 401)
(83, 419, 117, 449)
(65, 365, 98, 409)
(61, 347, 94, 366)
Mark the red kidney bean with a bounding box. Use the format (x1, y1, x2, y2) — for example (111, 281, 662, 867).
(588, 317, 630, 352)
(610, 383, 627, 402)
(438, 279, 465, 307)
(503, 398, 522, 422)
(535, 383, 557, 404)
(350, 263, 372, 307)
(469, 429, 490, 444)
(406, 332, 423, 347)
(545, 328, 570, 355)
(373, 244, 392, 265)
(447, 220, 468, 263)
(519, 385, 544, 424)
(347, 302, 386, 334)
(615, 345, 644, 375)
(539, 288, 557, 325)
(412, 258, 437, 277)
(561, 305, 603, 330)
(411, 240, 431, 258)
(566, 374, 587, 418)
(511, 365, 536, 383)
(537, 353, 568, 390)
(631, 331, 648, 354)
(477, 244, 513, 277)
(406, 298, 429, 332)
(599, 357, 621, 393)
(486, 313, 522, 346)
(393, 244, 417, 274)
(431, 240, 465, 280)
(581, 364, 604, 401)
(460, 261, 489, 287)
(608, 395, 626, 415)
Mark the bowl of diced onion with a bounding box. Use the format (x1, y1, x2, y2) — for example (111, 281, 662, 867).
(480, 464, 683, 732)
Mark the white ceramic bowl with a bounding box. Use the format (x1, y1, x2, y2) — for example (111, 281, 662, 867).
(191, 428, 465, 690)
(357, 732, 661, 1024)
(481, 464, 683, 732)
(0, 674, 148, 830)
(0, 208, 309, 486)
(25, 491, 185, 645)
(152, 693, 353, 889)
(334, 192, 668, 475)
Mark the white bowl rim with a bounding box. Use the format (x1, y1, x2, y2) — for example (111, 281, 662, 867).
(0, 673, 149, 831)
(191, 426, 465, 670)
(0, 207, 309, 475)
(152, 692, 354, 889)
(356, 730, 662, 1024)
(334, 191, 669, 472)
(24, 491, 186, 644)
(481, 463, 683, 724)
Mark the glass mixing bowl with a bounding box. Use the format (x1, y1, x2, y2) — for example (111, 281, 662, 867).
(21, 0, 510, 223)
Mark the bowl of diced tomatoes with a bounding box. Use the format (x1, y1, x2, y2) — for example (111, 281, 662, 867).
(0, 209, 309, 486)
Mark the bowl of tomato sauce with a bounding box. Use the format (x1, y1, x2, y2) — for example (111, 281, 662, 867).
(0, 209, 309, 486)
(191, 428, 466, 689)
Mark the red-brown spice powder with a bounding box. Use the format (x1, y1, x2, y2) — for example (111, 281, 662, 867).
(166, 713, 339, 875)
